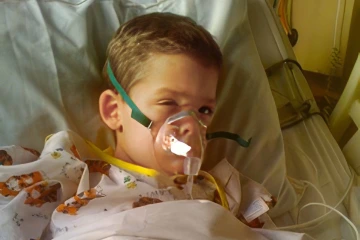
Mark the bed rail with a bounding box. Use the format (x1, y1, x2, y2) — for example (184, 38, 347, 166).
(266, 59, 321, 129)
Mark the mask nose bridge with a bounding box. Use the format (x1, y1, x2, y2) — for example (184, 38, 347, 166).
(167, 110, 207, 131)
(179, 106, 202, 121)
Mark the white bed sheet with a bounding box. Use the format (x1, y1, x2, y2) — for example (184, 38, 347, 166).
(248, 0, 359, 239)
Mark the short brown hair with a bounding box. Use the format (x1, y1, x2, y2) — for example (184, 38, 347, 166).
(103, 12, 222, 93)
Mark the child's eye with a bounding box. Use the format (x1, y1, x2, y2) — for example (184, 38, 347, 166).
(198, 106, 213, 115)
(158, 100, 178, 106)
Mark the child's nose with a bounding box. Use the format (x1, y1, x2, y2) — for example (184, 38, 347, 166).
(178, 117, 198, 136)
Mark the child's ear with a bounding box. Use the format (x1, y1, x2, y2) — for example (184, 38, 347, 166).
(99, 89, 123, 130)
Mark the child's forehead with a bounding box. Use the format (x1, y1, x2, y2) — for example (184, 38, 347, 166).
(147, 53, 219, 70)
(130, 54, 218, 103)
(143, 53, 219, 80)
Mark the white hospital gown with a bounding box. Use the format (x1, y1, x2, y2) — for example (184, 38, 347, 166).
(0, 130, 275, 240)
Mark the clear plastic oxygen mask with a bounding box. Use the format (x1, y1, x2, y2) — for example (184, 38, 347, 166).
(154, 111, 206, 199)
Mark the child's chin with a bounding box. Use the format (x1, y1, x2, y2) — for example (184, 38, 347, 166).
(161, 158, 185, 176)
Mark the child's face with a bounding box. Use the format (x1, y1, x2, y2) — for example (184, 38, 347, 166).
(112, 54, 218, 175)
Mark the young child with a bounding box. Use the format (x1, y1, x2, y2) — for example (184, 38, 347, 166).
(92, 11, 275, 227)
(98, 12, 221, 177)
(0, 12, 275, 240)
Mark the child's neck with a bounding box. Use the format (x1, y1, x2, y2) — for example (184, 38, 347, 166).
(113, 147, 137, 165)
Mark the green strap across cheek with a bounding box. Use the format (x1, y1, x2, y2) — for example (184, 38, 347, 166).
(107, 62, 153, 128)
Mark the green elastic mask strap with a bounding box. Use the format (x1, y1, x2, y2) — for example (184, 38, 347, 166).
(206, 132, 252, 148)
(107, 62, 153, 128)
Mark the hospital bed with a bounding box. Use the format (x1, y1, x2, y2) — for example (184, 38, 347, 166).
(247, 0, 359, 239)
(0, 0, 358, 239)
